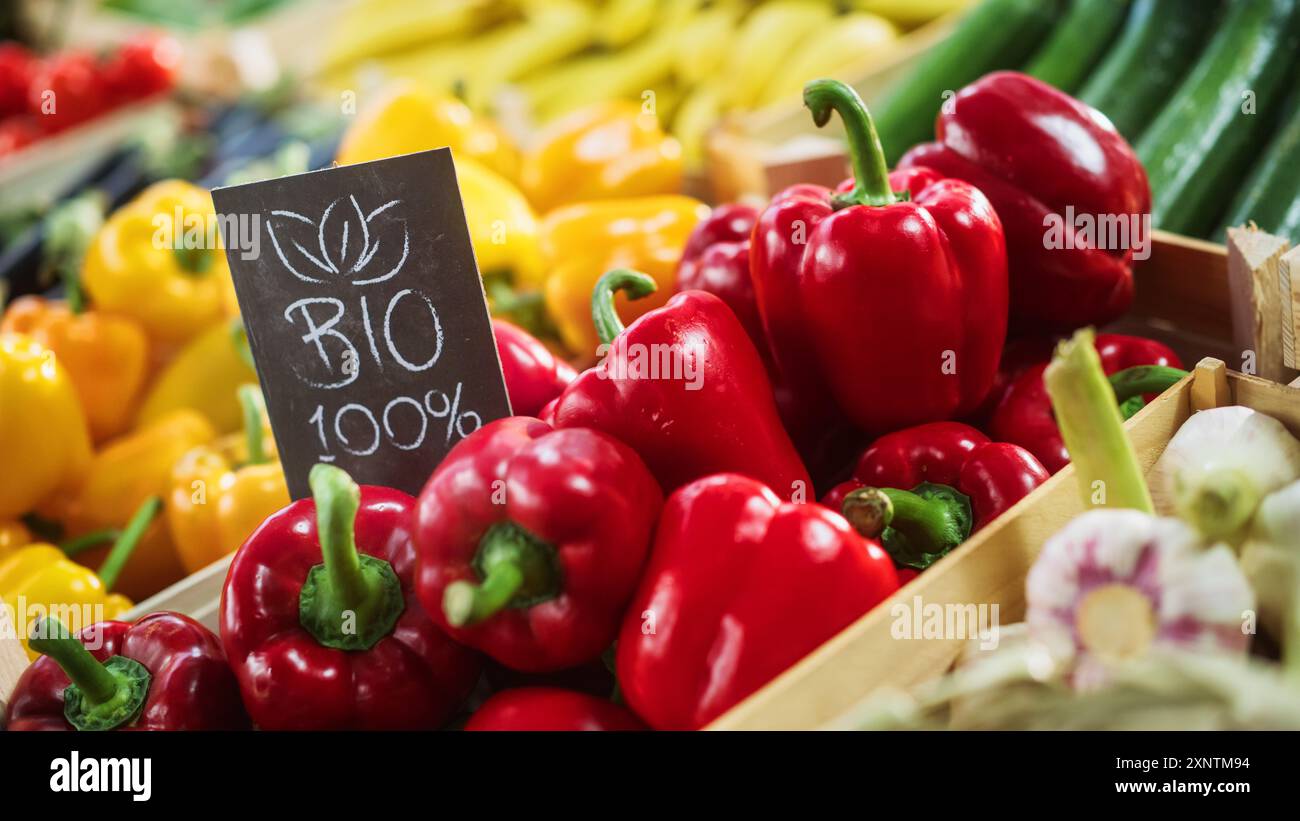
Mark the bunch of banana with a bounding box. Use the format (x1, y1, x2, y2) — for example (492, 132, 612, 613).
(316, 0, 970, 170)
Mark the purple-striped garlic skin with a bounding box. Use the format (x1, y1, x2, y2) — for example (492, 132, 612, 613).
(1026, 509, 1254, 690)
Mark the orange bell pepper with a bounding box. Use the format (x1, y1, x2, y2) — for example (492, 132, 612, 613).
(60, 410, 215, 600)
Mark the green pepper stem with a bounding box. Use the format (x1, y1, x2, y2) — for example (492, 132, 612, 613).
(96, 496, 162, 591)
(1045, 328, 1154, 513)
(59, 528, 120, 557)
(28, 617, 118, 705)
(842, 487, 895, 539)
(173, 244, 214, 276)
(591, 268, 657, 347)
(238, 384, 268, 465)
(804, 78, 896, 209)
(443, 520, 560, 627)
(443, 563, 525, 627)
(1108, 365, 1188, 406)
(310, 463, 366, 611)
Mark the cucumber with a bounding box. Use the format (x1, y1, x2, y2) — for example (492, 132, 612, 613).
(1137, 0, 1300, 238)
(1077, 0, 1220, 141)
(1024, 0, 1130, 95)
(872, 0, 1062, 165)
(1217, 88, 1300, 240)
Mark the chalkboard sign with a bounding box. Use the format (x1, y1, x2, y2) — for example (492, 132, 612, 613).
(213, 149, 511, 499)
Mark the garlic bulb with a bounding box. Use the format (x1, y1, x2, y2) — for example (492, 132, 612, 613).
(1149, 406, 1300, 544)
(1026, 509, 1253, 689)
(1239, 480, 1300, 642)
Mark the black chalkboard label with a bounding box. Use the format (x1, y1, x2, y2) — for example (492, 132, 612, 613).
(213, 148, 511, 500)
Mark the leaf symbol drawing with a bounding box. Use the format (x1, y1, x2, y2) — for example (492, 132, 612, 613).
(266, 196, 409, 286)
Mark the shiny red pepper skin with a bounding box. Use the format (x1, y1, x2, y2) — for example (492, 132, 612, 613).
(493, 319, 577, 417)
(5, 613, 248, 731)
(752, 159, 1008, 434)
(990, 334, 1182, 473)
(465, 687, 647, 731)
(220, 483, 480, 730)
(617, 473, 899, 730)
(674, 203, 769, 365)
(897, 71, 1150, 332)
(822, 422, 1049, 531)
(415, 417, 663, 672)
(548, 278, 811, 500)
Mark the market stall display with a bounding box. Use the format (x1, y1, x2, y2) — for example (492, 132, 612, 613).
(1, 0, 1299, 737)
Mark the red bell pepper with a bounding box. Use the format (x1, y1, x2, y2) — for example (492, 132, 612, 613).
(415, 417, 662, 672)
(617, 473, 899, 730)
(547, 269, 811, 500)
(6, 613, 247, 731)
(823, 421, 1049, 570)
(674, 203, 769, 365)
(751, 79, 1008, 434)
(465, 687, 646, 731)
(897, 71, 1151, 332)
(990, 334, 1184, 473)
(493, 319, 577, 417)
(220, 464, 481, 730)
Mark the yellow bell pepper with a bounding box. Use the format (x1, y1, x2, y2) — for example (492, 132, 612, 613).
(520, 100, 684, 213)
(542, 195, 709, 355)
(336, 81, 520, 180)
(167, 386, 289, 574)
(61, 410, 215, 600)
(0, 333, 92, 520)
(2, 296, 149, 443)
(135, 319, 257, 434)
(0, 497, 157, 658)
(335, 89, 544, 292)
(82, 180, 235, 348)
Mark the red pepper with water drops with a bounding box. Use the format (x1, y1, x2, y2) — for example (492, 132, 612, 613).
(824, 422, 1049, 571)
(6, 613, 248, 731)
(990, 334, 1184, 473)
(220, 463, 480, 730)
(617, 473, 898, 730)
(493, 319, 576, 417)
(548, 269, 811, 499)
(897, 71, 1150, 332)
(465, 687, 646, 731)
(415, 417, 662, 672)
(750, 80, 1008, 434)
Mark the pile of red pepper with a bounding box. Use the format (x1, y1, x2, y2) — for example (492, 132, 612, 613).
(4, 70, 1191, 733)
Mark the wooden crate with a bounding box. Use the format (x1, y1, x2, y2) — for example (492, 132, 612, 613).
(709, 359, 1300, 729)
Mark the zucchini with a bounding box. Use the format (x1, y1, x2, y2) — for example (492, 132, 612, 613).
(1077, 0, 1220, 141)
(1217, 88, 1300, 240)
(1024, 0, 1130, 95)
(1137, 0, 1300, 238)
(872, 0, 1061, 165)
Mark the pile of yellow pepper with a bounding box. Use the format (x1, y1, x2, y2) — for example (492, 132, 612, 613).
(0, 182, 290, 643)
(0, 82, 710, 635)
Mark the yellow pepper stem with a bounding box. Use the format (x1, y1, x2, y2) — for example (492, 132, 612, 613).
(1044, 328, 1154, 513)
(96, 496, 162, 591)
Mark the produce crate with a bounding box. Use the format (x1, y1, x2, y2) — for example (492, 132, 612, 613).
(709, 358, 1300, 729)
(0, 230, 1272, 724)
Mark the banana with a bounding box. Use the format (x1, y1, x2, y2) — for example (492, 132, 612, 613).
(719, 0, 834, 111)
(458, 1, 597, 110)
(757, 11, 899, 107)
(321, 0, 501, 74)
(841, 0, 972, 28)
(671, 0, 746, 87)
(671, 81, 725, 169)
(593, 0, 659, 47)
